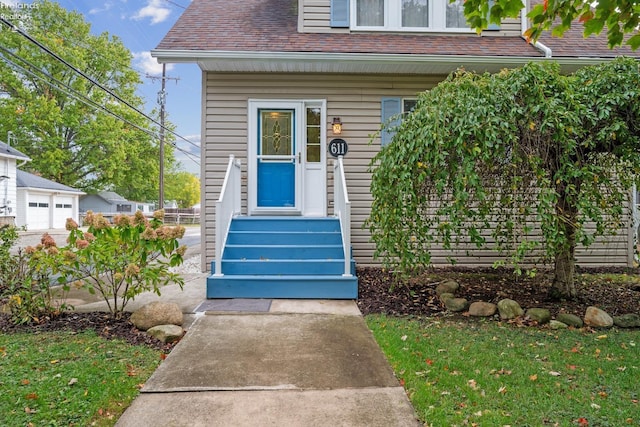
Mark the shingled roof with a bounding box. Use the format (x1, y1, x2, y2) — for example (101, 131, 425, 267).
(16, 170, 83, 194)
(153, 0, 638, 74)
(0, 141, 30, 162)
(156, 0, 541, 57)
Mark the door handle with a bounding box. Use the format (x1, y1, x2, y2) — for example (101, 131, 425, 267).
(298, 152, 301, 163)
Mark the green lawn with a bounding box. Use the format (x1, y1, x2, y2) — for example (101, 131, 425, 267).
(0, 330, 161, 426)
(367, 315, 639, 427)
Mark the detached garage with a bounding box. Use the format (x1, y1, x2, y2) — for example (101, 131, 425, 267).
(16, 170, 84, 230)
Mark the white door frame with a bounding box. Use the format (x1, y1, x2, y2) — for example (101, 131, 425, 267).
(247, 99, 327, 216)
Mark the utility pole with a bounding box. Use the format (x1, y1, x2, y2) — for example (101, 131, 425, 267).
(146, 64, 179, 209)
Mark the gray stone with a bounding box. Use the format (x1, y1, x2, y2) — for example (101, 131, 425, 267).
(147, 324, 184, 343)
(439, 292, 455, 302)
(468, 301, 497, 317)
(584, 306, 614, 328)
(444, 297, 469, 312)
(497, 299, 524, 320)
(130, 301, 184, 331)
(549, 320, 568, 330)
(613, 313, 640, 328)
(435, 280, 460, 296)
(526, 308, 551, 324)
(556, 313, 583, 328)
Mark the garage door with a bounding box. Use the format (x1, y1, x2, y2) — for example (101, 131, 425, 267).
(27, 194, 51, 230)
(53, 196, 73, 229)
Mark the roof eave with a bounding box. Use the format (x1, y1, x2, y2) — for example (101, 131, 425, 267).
(151, 49, 618, 74)
(0, 153, 31, 162)
(18, 186, 85, 195)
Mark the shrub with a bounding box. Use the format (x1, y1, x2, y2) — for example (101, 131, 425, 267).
(0, 224, 21, 296)
(60, 210, 186, 318)
(1, 229, 73, 325)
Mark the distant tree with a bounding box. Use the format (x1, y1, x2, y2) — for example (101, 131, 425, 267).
(463, 0, 640, 49)
(368, 58, 640, 299)
(0, 0, 175, 201)
(165, 171, 200, 208)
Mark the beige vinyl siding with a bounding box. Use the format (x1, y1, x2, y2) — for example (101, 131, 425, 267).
(300, 0, 523, 37)
(203, 72, 442, 269)
(202, 71, 634, 271)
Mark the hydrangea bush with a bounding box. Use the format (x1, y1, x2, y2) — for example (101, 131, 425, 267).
(60, 210, 186, 318)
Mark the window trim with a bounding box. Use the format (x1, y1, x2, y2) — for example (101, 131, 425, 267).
(381, 97, 418, 147)
(351, 0, 475, 33)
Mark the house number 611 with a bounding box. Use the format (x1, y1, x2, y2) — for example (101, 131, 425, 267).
(328, 138, 348, 157)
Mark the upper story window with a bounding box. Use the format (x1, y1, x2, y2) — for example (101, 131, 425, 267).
(354, 0, 471, 32)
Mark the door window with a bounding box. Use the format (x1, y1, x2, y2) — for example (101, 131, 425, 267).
(261, 110, 293, 157)
(306, 107, 321, 163)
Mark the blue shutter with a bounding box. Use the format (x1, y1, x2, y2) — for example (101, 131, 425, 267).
(486, 0, 501, 30)
(380, 97, 402, 147)
(330, 0, 350, 28)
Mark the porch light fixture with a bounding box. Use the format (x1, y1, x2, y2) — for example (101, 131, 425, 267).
(332, 117, 342, 135)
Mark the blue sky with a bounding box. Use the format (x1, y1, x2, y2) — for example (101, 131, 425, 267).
(4, 0, 201, 175)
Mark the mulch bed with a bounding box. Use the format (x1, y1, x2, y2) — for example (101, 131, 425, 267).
(2, 266, 639, 351)
(356, 266, 640, 318)
(0, 311, 176, 352)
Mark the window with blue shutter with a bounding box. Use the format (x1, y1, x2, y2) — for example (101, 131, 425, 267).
(330, 0, 350, 28)
(380, 98, 402, 147)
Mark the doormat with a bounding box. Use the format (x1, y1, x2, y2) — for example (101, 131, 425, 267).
(194, 299, 272, 313)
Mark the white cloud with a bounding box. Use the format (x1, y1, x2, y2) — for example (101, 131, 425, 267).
(88, 2, 114, 15)
(133, 51, 174, 75)
(132, 0, 171, 24)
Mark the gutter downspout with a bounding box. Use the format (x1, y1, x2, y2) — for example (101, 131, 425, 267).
(521, 8, 552, 58)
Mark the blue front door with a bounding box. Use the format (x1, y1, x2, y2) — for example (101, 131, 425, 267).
(257, 109, 296, 207)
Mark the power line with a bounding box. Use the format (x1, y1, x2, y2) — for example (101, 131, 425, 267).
(162, 0, 188, 10)
(0, 16, 200, 153)
(0, 46, 200, 166)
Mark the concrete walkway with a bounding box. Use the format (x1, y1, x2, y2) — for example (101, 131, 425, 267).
(68, 273, 419, 426)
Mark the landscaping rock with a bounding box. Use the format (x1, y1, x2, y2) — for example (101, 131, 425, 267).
(130, 302, 183, 331)
(436, 280, 460, 296)
(468, 301, 497, 317)
(439, 292, 455, 302)
(497, 299, 524, 320)
(444, 297, 469, 312)
(584, 306, 613, 328)
(526, 308, 551, 324)
(147, 324, 184, 343)
(556, 313, 583, 328)
(549, 320, 568, 330)
(613, 313, 640, 328)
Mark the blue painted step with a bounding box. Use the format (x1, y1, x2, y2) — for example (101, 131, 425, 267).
(229, 217, 341, 232)
(207, 275, 357, 299)
(226, 231, 342, 245)
(217, 259, 347, 275)
(207, 217, 358, 299)
(223, 244, 344, 260)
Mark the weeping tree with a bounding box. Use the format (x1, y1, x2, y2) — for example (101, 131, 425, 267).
(367, 58, 640, 299)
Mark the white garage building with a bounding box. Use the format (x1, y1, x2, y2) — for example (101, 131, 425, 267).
(16, 170, 84, 230)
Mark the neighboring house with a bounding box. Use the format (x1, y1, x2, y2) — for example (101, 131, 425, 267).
(16, 170, 84, 230)
(0, 140, 30, 227)
(152, 0, 639, 279)
(79, 191, 155, 217)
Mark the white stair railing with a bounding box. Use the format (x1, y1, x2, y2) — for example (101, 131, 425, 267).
(333, 156, 352, 277)
(214, 155, 242, 277)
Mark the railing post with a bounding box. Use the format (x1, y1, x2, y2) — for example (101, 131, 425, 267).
(214, 155, 241, 277)
(334, 156, 352, 277)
